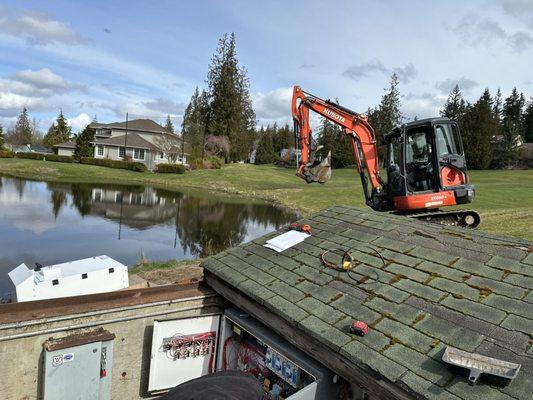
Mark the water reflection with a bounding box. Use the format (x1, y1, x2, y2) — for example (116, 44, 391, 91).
(0, 177, 297, 293)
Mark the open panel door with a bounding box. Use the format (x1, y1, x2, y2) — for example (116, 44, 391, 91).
(148, 315, 221, 393)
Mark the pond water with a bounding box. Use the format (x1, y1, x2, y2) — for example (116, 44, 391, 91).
(0, 176, 298, 294)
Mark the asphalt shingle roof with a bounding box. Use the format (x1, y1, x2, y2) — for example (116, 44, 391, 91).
(202, 205, 533, 400)
(93, 133, 160, 151)
(90, 118, 167, 133)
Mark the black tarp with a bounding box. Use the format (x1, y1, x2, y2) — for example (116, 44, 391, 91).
(160, 371, 265, 400)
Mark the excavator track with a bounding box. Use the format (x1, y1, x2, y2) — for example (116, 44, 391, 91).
(397, 209, 481, 228)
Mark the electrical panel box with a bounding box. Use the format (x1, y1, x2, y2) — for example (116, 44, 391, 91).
(218, 308, 340, 400)
(148, 315, 221, 393)
(42, 331, 114, 400)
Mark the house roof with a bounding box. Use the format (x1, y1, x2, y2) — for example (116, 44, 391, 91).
(54, 140, 76, 149)
(8, 264, 33, 286)
(93, 132, 160, 151)
(90, 118, 168, 134)
(202, 205, 533, 400)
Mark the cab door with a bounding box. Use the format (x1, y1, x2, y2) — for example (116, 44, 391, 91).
(433, 123, 467, 188)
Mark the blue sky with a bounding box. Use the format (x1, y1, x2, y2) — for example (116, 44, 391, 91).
(0, 0, 532, 132)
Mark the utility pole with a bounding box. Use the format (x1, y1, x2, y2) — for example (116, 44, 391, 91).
(123, 112, 129, 159)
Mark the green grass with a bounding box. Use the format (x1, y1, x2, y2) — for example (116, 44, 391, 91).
(0, 158, 532, 240)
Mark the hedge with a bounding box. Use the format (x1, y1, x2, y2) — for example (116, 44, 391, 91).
(45, 154, 75, 163)
(0, 150, 14, 158)
(155, 163, 186, 174)
(79, 157, 147, 172)
(16, 152, 46, 160)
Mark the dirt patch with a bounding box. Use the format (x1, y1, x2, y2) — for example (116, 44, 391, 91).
(136, 262, 203, 285)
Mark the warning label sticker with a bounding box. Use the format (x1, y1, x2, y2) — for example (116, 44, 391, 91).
(52, 353, 74, 367)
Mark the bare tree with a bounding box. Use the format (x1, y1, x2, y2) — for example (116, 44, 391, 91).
(156, 133, 181, 163)
(204, 134, 230, 158)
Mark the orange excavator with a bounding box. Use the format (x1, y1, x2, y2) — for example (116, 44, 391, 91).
(291, 86, 480, 227)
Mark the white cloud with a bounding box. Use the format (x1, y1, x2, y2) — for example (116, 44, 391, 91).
(435, 77, 478, 95)
(343, 60, 417, 83)
(455, 14, 533, 52)
(0, 10, 87, 45)
(253, 87, 292, 120)
(403, 92, 446, 120)
(496, 0, 533, 29)
(67, 113, 92, 132)
(0, 68, 79, 114)
(13, 68, 71, 92)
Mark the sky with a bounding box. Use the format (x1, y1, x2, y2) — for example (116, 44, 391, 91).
(0, 0, 532, 133)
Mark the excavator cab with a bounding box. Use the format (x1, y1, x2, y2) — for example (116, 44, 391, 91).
(384, 118, 476, 216)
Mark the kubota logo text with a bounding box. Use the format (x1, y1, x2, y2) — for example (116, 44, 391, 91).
(324, 108, 345, 123)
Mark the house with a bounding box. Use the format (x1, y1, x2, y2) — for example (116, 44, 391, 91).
(55, 140, 76, 156)
(8, 255, 129, 302)
(53, 118, 187, 169)
(92, 119, 186, 170)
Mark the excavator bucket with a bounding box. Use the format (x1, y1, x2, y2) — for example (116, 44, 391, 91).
(298, 151, 332, 184)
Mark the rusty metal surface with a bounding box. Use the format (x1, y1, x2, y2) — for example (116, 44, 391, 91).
(43, 327, 116, 351)
(0, 282, 213, 325)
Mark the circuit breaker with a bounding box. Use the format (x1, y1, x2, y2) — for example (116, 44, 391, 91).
(42, 329, 115, 400)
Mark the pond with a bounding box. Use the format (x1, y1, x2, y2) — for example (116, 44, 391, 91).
(0, 176, 298, 295)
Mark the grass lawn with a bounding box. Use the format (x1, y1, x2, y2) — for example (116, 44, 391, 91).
(0, 158, 532, 240)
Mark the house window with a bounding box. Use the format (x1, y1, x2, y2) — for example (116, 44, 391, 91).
(115, 192, 123, 203)
(160, 152, 164, 159)
(119, 147, 126, 158)
(108, 268, 114, 273)
(82, 273, 88, 279)
(94, 191, 102, 201)
(133, 148, 145, 160)
(52, 279, 59, 286)
(97, 145, 104, 156)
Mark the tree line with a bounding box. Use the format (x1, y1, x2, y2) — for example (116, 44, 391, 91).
(253, 73, 533, 170)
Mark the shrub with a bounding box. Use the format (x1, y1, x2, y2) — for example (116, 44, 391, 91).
(16, 152, 46, 160)
(79, 157, 147, 172)
(190, 156, 224, 170)
(156, 163, 186, 174)
(0, 150, 14, 158)
(45, 154, 75, 163)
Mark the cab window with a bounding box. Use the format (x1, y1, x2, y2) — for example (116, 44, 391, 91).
(435, 124, 462, 156)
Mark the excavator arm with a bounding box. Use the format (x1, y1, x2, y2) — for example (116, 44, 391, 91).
(292, 86, 385, 209)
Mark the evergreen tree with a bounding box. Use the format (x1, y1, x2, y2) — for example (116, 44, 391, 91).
(206, 32, 256, 162)
(317, 118, 353, 168)
(272, 123, 294, 154)
(73, 124, 95, 160)
(523, 98, 533, 143)
(10, 107, 34, 145)
(255, 125, 277, 164)
(0, 123, 4, 149)
(43, 110, 72, 148)
(182, 87, 209, 160)
(367, 73, 403, 157)
(493, 88, 503, 123)
(164, 115, 174, 134)
(460, 89, 498, 169)
(495, 88, 526, 166)
(440, 85, 467, 121)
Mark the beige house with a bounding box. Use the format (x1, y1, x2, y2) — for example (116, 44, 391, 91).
(55, 119, 186, 170)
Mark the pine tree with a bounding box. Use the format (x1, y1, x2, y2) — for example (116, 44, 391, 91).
(206, 32, 256, 162)
(523, 98, 533, 143)
(272, 123, 294, 154)
(0, 123, 4, 149)
(367, 73, 403, 157)
(255, 125, 277, 164)
(182, 87, 209, 160)
(73, 124, 95, 160)
(497, 88, 526, 166)
(10, 107, 34, 145)
(43, 110, 72, 148)
(461, 89, 498, 169)
(440, 85, 467, 121)
(164, 115, 174, 134)
(317, 118, 353, 168)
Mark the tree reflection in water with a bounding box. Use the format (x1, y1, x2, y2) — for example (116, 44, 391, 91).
(46, 182, 298, 258)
